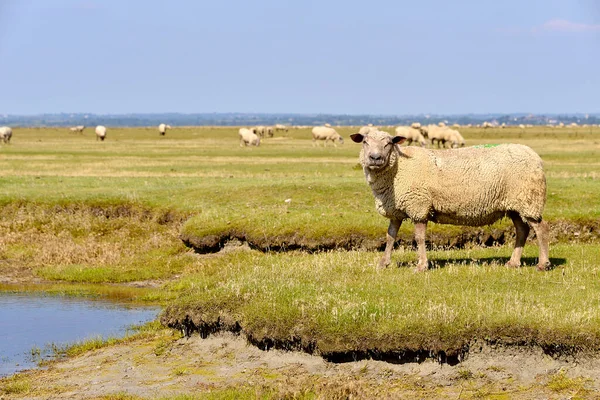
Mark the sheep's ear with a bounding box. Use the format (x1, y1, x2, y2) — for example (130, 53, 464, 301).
(392, 136, 406, 145)
(350, 133, 364, 143)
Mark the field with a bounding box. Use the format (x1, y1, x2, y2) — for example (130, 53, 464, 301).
(1, 125, 600, 398)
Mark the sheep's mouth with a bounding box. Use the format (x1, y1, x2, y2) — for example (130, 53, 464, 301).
(366, 161, 387, 169)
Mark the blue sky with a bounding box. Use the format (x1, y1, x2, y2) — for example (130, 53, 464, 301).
(0, 0, 599, 115)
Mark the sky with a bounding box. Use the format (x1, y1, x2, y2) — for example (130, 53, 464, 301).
(0, 0, 599, 115)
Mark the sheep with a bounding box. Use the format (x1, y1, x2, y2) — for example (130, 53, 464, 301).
(239, 128, 260, 147)
(395, 126, 426, 147)
(69, 125, 85, 134)
(158, 123, 172, 136)
(519, 124, 526, 129)
(426, 125, 447, 148)
(265, 126, 274, 137)
(95, 125, 107, 141)
(441, 129, 465, 148)
(0, 126, 12, 143)
(411, 122, 421, 129)
(438, 122, 446, 127)
(358, 126, 377, 135)
(350, 129, 550, 272)
(324, 123, 332, 127)
(312, 126, 344, 147)
(254, 126, 266, 138)
(275, 124, 288, 132)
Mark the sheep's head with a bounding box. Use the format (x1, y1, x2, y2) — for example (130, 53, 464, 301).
(350, 131, 405, 170)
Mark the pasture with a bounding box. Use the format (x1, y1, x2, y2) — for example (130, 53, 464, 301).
(1, 125, 600, 397)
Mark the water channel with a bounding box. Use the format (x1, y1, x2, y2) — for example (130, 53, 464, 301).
(0, 292, 159, 377)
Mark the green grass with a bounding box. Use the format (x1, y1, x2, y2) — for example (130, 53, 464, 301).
(161, 243, 600, 354)
(1, 126, 600, 358)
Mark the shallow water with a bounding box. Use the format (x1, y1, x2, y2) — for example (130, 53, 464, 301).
(0, 292, 159, 377)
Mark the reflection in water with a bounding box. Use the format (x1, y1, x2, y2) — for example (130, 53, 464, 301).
(0, 293, 159, 377)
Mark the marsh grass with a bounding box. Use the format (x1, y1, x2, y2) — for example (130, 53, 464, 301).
(163, 243, 600, 354)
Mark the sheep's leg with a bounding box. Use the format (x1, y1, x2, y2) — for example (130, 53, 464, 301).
(414, 222, 429, 272)
(378, 219, 402, 269)
(527, 218, 551, 271)
(506, 212, 530, 268)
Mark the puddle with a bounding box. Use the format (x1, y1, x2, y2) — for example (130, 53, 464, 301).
(0, 292, 158, 377)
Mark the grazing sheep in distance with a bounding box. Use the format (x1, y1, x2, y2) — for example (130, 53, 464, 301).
(95, 125, 107, 141)
(254, 126, 266, 138)
(70, 125, 85, 134)
(519, 124, 526, 129)
(358, 126, 378, 135)
(275, 124, 288, 132)
(426, 125, 447, 148)
(395, 126, 426, 147)
(158, 123, 172, 136)
(312, 126, 344, 147)
(443, 129, 465, 148)
(324, 123, 332, 127)
(411, 122, 421, 129)
(0, 126, 13, 143)
(350, 129, 550, 272)
(239, 128, 260, 147)
(265, 126, 274, 137)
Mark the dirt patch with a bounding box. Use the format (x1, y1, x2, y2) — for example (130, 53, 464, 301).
(4, 331, 599, 399)
(181, 219, 600, 254)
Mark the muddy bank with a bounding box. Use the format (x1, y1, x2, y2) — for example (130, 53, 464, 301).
(181, 218, 600, 253)
(4, 331, 599, 399)
(160, 312, 599, 370)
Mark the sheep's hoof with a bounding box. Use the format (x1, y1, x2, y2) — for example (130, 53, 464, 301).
(414, 261, 428, 272)
(505, 260, 521, 268)
(377, 259, 390, 270)
(537, 261, 552, 271)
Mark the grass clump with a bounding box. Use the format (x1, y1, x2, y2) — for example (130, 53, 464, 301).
(0, 375, 31, 395)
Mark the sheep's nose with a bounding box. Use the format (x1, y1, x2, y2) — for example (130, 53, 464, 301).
(369, 153, 382, 162)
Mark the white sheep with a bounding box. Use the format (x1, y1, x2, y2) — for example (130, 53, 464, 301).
(410, 122, 421, 129)
(394, 126, 426, 147)
(0, 126, 13, 143)
(426, 125, 447, 148)
(441, 129, 465, 148)
(312, 126, 344, 147)
(350, 130, 550, 272)
(239, 128, 260, 147)
(275, 124, 288, 132)
(265, 126, 274, 137)
(158, 123, 172, 136)
(69, 125, 85, 134)
(358, 126, 377, 135)
(95, 125, 107, 141)
(254, 126, 266, 138)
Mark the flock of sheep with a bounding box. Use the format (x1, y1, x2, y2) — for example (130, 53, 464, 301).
(238, 124, 288, 146)
(65, 124, 172, 141)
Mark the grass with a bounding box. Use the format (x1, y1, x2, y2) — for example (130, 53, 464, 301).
(162, 243, 600, 355)
(1, 125, 600, 363)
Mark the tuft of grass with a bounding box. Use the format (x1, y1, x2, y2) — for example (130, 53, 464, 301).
(546, 370, 591, 393)
(0, 375, 31, 395)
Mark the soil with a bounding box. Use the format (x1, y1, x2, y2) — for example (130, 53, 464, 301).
(3, 331, 600, 399)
